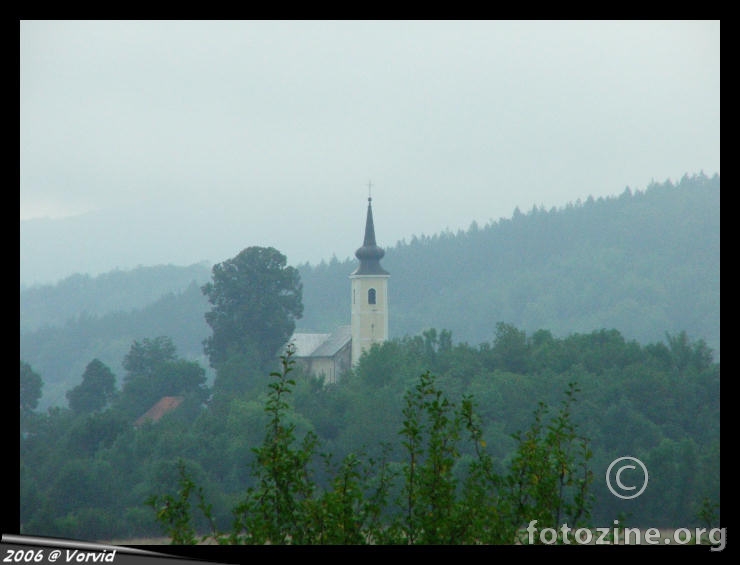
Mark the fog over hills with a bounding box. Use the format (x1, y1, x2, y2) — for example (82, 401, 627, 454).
(20, 194, 356, 288)
(21, 21, 719, 290)
(20, 20, 720, 285)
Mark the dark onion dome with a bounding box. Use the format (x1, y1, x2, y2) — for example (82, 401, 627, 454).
(352, 197, 389, 276)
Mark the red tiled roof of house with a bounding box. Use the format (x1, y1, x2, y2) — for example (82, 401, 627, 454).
(134, 396, 184, 427)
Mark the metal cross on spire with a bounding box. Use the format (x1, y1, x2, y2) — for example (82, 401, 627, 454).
(367, 180, 373, 202)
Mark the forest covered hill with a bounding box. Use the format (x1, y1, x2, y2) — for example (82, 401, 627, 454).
(20, 262, 213, 333)
(20, 172, 719, 410)
(298, 172, 719, 353)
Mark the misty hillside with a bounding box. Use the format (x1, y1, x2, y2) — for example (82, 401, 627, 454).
(20, 262, 212, 333)
(299, 172, 719, 349)
(20, 172, 719, 410)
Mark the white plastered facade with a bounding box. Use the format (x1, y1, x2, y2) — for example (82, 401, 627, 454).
(350, 273, 389, 366)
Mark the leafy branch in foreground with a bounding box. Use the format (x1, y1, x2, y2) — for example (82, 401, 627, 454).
(149, 349, 594, 544)
(506, 382, 594, 543)
(146, 460, 218, 544)
(230, 344, 317, 544)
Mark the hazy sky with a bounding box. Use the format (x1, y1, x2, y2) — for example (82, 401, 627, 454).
(20, 20, 720, 270)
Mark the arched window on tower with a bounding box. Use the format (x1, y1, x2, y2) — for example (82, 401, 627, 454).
(368, 288, 377, 305)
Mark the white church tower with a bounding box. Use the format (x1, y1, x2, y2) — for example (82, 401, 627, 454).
(350, 196, 389, 366)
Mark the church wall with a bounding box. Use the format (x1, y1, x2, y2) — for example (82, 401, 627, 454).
(295, 339, 352, 384)
(350, 274, 389, 366)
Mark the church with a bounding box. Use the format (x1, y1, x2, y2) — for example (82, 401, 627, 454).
(290, 196, 390, 383)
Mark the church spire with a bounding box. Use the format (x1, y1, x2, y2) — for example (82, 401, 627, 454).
(352, 196, 389, 275)
(349, 190, 390, 366)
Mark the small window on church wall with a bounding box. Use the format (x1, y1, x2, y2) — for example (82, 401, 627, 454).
(368, 288, 376, 304)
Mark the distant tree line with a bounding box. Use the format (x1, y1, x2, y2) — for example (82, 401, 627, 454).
(20, 173, 719, 413)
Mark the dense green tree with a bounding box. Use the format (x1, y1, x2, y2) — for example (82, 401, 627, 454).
(66, 359, 117, 414)
(488, 322, 529, 373)
(202, 246, 303, 373)
(65, 410, 129, 457)
(666, 330, 714, 374)
(208, 343, 265, 404)
(116, 337, 208, 420)
(20, 360, 44, 441)
(123, 336, 177, 377)
(20, 360, 42, 414)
